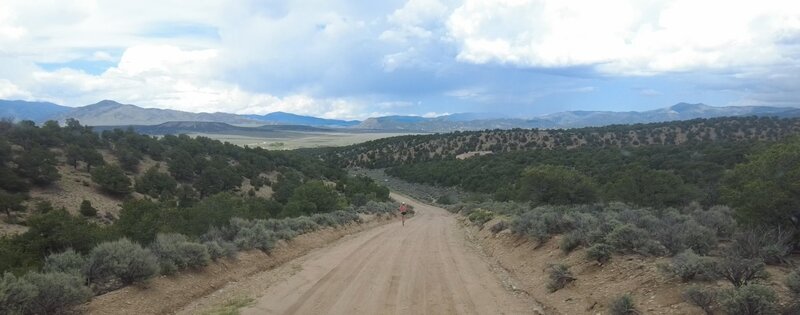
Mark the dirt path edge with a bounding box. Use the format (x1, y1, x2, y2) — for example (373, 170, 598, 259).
(86, 214, 396, 315)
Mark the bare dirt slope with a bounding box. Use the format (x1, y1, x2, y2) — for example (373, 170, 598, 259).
(238, 193, 541, 315)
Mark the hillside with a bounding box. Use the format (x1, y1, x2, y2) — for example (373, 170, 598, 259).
(3, 98, 800, 132)
(53, 100, 257, 126)
(355, 115, 557, 132)
(246, 112, 359, 127)
(321, 116, 800, 168)
(366, 135, 800, 314)
(92, 121, 332, 137)
(351, 103, 800, 132)
(0, 118, 392, 268)
(539, 102, 800, 127)
(0, 100, 71, 122)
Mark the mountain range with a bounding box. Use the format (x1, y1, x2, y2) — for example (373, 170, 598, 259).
(1, 99, 799, 132)
(0, 100, 72, 122)
(245, 112, 359, 127)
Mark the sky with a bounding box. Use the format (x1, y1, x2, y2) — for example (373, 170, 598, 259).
(0, 0, 799, 120)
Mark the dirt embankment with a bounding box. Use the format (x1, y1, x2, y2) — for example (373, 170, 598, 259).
(86, 214, 395, 315)
(464, 218, 795, 314)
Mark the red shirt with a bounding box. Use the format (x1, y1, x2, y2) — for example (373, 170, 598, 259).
(399, 204, 408, 213)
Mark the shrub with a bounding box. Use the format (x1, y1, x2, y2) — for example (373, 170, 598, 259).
(149, 233, 210, 274)
(786, 270, 800, 297)
(609, 294, 637, 315)
(511, 209, 568, 245)
(680, 221, 717, 256)
(546, 264, 575, 292)
(516, 165, 598, 205)
(358, 201, 398, 215)
(586, 218, 621, 244)
(230, 220, 277, 252)
(759, 243, 791, 266)
(23, 272, 93, 315)
(718, 284, 777, 315)
(730, 228, 793, 265)
(489, 220, 509, 234)
(286, 216, 319, 234)
(692, 205, 736, 237)
(203, 240, 237, 261)
(605, 224, 650, 254)
(467, 209, 494, 227)
(662, 250, 717, 282)
(274, 229, 298, 240)
(331, 210, 361, 225)
(512, 217, 549, 244)
(714, 256, 768, 288)
(585, 243, 613, 264)
(560, 230, 585, 253)
(436, 194, 454, 205)
(653, 222, 687, 256)
(311, 213, 337, 227)
(43, 249, 86, 275)
(683, 286, 716, 315)
(134, 166, 177, 198)
(34, 200, 54, 214)
(637, 239, 667, 256)
(91, 164, 132, 195)
(0, 272, 36, 315)
(85, 238, 159, 289)
(79, 199, 97, 217)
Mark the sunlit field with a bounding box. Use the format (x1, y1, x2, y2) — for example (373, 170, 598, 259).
(190, 131, 418, 150)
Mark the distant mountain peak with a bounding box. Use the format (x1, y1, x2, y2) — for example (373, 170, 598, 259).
(94, 99, 124, 106)
(669, 102, 710, 112)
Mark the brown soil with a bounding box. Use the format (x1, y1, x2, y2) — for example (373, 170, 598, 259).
(239, 178, 274, 199)
(465, 218, 796, 314)
(222, 193, 542, 315)
(0, 222, 27, 235)
(27, 164, 125, 217)
(86, 214, 395, 315)
(2, 155, 167, 236)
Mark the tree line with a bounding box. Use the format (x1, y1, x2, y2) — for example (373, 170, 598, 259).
(0, 118, 390, 275)
(310, 116, 800, 168)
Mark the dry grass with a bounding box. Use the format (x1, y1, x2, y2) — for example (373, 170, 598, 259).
(190, 132, 415, 150)
(202, 297, 254, 315)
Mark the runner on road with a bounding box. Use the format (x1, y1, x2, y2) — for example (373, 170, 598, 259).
(399, 202, 408, 226)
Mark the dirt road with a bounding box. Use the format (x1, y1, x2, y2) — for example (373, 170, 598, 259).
(240, 193, 540, 315)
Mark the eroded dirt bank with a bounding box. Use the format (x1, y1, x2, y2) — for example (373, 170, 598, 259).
(465, 218, 724, 315)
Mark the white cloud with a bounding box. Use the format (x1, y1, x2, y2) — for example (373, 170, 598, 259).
(0, 1, 390, 119)
(0, 79, 31, 99)
(2, 0, 800, 118)
(447, 0, 800, 75)
(89, 51, 114, 62)
(0, 3, 27, 41)
(18, 44, 371, 119)
(422, 111, 449, 117)
(380, 0, 450, 43)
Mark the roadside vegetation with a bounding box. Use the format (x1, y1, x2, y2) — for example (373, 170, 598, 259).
(357, 130, 800, 314)
(0, 119, 397, 314)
